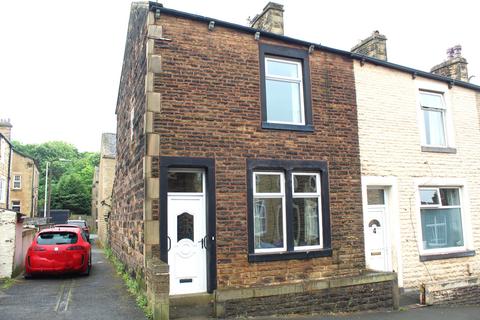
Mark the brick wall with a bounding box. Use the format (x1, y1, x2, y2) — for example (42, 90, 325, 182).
(423, 277, 480, 305)
(355, 61, 480, 289)
(150, 13, 365, 288)
(111, 3, 148, 274)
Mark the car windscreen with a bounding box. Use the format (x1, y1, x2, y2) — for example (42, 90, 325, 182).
(37, 232, 78, 245)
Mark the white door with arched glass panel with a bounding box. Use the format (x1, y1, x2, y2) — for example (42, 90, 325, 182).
(167, 170, 207, 295)
(364, 188, 390, 271)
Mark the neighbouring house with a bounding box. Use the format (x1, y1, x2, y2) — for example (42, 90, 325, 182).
(0, 119, 14, 210)
(112, 2, 398, 318)
(10, 150, 40, 217)
(96, 133, 116, 244)
(91, 166, 99, 233)
(352, 33, 480, 303)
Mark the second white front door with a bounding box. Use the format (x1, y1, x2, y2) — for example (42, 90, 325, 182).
(364, 188, 390, 272)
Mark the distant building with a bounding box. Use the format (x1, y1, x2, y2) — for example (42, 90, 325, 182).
(0, 119, 14, 210)
(95, 133, 116, 244)
(10, 150, 39, 217)
(91, 166, 99, 233)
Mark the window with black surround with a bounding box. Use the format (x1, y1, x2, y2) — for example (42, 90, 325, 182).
(259, 44, 313, 131)
(247, 159, 331, 262)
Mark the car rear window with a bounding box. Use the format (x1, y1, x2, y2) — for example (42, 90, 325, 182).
(67, 221, 86, 228)
(37, 232, 78, 245)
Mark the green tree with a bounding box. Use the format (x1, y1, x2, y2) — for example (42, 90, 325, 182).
(12, 141, 100, 215)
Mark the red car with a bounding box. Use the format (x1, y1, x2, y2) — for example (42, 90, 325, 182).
(25, 227, 91, 277)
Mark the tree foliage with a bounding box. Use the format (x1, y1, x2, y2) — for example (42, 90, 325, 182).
(12, 141, 99, 215)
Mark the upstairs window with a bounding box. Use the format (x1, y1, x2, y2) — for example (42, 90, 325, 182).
(420, 91, 447, 147)
(12, 200, 20, 212)
(265, 57, 304, 125)
(259, 44, 313, 132)
(13, 175, 21, 189)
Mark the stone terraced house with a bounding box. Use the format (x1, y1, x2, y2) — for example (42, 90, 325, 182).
(111, 2, 400, 318)
(352, 33, 480, 304)
(0, 120, 14, 210)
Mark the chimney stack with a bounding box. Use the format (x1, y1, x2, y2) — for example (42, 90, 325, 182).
(0, 119, 12, 141)
(431, 45, 469, 82)
(250, 2, 284, 35)
(351, 30, 388, 61)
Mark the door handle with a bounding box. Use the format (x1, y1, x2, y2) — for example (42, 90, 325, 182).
(199, 235, 209, 250)
(167, 236, 171, 252)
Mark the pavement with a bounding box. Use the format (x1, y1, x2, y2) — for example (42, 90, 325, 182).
(0, 242, 146, 320)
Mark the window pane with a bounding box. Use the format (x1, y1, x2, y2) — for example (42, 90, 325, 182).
(440, 188, 460, 206)
(423, 109, 446, 146)
(168, 172, 203, 192)
(294, 175, 317, 193)
(255, 174, 281, 193)
(367, 189, 385, 205)
(421, 208, 463, 250)
(420, 93, 443, 109)
(293, 198, 320, 247)
(254, 198, 283, 249)
(266, 59, 298, 78)
(266, 79, 302, 124)
(420, 189, 440, 205)
(37, 232, 78, 245)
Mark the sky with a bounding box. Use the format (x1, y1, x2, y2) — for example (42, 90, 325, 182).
(1, 0, 478, 152)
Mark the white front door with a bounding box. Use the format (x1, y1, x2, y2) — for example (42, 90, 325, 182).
(364, 188, 389, 271)
(168, 195, 207, 295)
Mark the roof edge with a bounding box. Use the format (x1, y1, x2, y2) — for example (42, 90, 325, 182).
(149, 2, 480, 92)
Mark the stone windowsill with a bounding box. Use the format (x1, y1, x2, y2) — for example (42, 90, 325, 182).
(421, 146, 457, 154)
(419, 250, 475, 262)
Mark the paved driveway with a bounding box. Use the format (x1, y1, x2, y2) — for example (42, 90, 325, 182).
(0, 244, 146, 320)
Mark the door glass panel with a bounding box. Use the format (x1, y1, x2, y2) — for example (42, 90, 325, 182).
(177, 212, 194, 242)
(255, 174, 281, 193)
(367, 189, 385, 205)
(168, 172, 203, 193)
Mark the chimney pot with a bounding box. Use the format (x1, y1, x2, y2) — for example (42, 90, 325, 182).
(431, 45, 469, 82)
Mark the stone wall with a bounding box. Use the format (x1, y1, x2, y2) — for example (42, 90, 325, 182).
(354, 61, 480, 289)
(216, 273, 397, 317)
(97, 156, 115, 243)
(150, 12, 365, 288)
(0, 136, 12, 209)
(0, 210, 17, 277)
(423, 277, 480, 305)
(111, 2, 148, 274)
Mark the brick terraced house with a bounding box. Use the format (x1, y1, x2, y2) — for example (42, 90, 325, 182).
(111, 2, 400, 318)
(352, 34, 480, 304)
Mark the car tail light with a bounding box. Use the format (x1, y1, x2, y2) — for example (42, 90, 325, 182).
(67, 246, 84, 251)
(33, 246, 46, 251)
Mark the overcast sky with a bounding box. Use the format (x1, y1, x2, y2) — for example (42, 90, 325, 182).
(1, 0, 478, 152)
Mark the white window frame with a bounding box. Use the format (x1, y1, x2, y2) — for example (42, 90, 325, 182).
(419, 91, 448, 147)
(0, 177, 5, 203)
(253, 171, 287, 253)
(292, 172, 323, 251)
(418, 186, 468, 255)
(265, 57, 305, 126)
(11, 200, 20, 212)
(13, 175, 21, 190)
(0, 139, 5, 163)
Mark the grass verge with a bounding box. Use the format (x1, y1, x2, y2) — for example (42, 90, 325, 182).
(104, 247, 153, 319)
(0, 277, 16, 290)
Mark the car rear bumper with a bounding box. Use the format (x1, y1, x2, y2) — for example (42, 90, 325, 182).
(26, 254, 88, 274)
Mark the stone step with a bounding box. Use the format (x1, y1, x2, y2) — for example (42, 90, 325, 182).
(170, 293, 215, 319)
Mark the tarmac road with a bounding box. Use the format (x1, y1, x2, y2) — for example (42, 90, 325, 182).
(0, 243, 146, 320)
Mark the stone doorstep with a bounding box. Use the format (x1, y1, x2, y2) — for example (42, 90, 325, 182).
(215, 271, 397, 302)
(170, 293, 215, 319)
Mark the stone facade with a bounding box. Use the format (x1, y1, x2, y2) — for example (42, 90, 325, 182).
(10, 150, 39, 217)
(97, 133, 116, 244)
(354, 61, 480, 290)
(111, 2, 148, 274)
(423, 276, 480, 305)
(113, 3, 397, 318)
(0, 132, 13, 210)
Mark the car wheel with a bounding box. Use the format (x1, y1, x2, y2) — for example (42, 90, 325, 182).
(81, 254, 91, 276)
(24, 273, 32, 279)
